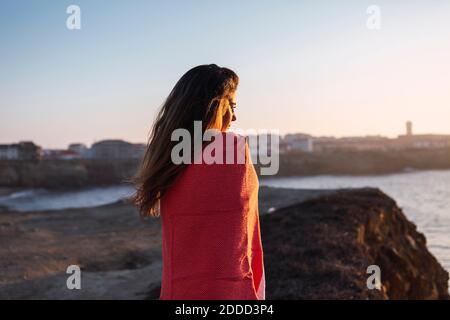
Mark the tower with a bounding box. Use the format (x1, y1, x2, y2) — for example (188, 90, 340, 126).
(406, 121, 413, 136)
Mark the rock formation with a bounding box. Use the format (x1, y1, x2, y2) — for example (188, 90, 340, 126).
(261, 188, 449, 299)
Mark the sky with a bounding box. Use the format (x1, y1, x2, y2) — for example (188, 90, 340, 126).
(1, 0, 449, 148)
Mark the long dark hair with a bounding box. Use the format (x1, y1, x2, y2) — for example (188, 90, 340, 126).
(130, 64, 239, 217)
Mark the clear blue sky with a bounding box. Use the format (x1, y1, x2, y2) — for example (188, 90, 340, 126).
(1, 0, 449, 148)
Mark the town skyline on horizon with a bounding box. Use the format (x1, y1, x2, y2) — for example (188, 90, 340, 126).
(2, 120, 449, 150)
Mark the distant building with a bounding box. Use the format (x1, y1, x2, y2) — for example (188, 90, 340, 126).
(395, 121, 450, 149)
(283, 134, 314, 152)
(90, 140, 145, 159)
(245, 133, 281, 157)
(68, 143, 89, 158)
(41, 149, 82, 160)
(396, 134, 450, 149)
(406, 121, 413, 136)
(0, 145, 19, 160)
(289, 138, 313, 152)
(0, 141, 41, 161)
(271, 121, 450, 153)
(313, 136, 390, 152)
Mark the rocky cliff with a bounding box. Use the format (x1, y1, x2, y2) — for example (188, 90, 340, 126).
(261, 188, 449, 299)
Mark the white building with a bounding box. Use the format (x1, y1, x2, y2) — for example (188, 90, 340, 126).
(90, 140, 145, 159)
(68, 143, 89, 158)
(0, 145, 20, 160)
(283, 134, 314, 152)
(0, 142, 41, 160)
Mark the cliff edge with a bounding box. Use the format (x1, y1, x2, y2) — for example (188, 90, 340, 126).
(261, 188, 449, 299)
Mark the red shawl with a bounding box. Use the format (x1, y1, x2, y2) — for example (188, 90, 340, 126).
(159, 132, 265, 300)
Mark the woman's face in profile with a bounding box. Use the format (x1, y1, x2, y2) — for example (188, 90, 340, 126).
(222, 91, 237, 131)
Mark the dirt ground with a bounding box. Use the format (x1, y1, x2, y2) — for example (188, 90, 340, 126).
(0, 186, 332, 299)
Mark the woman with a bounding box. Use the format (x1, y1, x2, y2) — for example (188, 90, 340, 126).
(131, 64, 265, 300)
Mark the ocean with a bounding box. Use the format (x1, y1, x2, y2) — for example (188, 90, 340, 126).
(261, 169, 450, 274)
